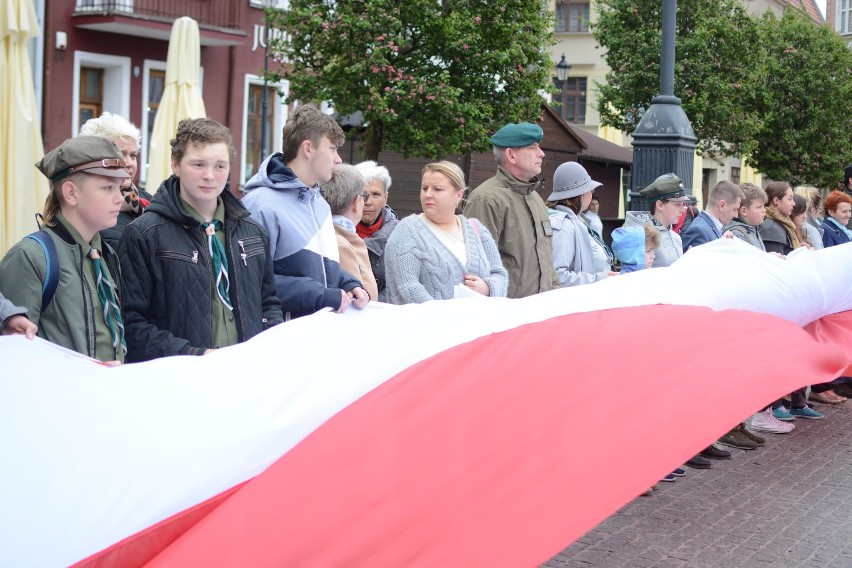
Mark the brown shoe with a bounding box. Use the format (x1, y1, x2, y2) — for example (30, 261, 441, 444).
(737, 423, 766, 446)
(827, 389, 848, 402)
(718, 427, 758, 450)
(832, 382, 852, 398)
(809, 391, 845, 404)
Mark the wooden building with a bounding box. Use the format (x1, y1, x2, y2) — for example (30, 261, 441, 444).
(341, 105, 631, 224)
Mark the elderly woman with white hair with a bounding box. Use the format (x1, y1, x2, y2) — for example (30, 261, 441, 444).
(354, 160, 399, 301)
(321, 164, 379, 301)
(79, 112, 151, 250)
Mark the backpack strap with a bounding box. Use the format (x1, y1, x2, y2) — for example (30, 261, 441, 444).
(24, 230, 60, 313)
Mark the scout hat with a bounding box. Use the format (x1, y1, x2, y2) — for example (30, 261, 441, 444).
(36, 136, 130, 183)
(547, 161, 602, 201)
(639, 173, 689, 203)
(490, 122, 543, 148)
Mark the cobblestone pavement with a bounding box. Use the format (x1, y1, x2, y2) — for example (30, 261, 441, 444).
(545, 401, 852, 568)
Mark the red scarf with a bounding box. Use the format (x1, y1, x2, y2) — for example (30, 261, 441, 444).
(357, 214, 383, 239)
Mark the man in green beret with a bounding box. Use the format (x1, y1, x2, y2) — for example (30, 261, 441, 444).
(463, 122, 560, 298)
(0, 136, 130, 364)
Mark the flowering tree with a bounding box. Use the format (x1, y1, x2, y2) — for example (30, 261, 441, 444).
(266, 1, 554, 159)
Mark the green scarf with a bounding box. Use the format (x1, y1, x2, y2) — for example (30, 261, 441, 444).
(87, 247, 127, 354)
(201, 220, 233, 310)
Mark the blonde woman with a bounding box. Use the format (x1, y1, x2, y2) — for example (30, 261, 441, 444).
(385, 161, 507, 304)
(793, 185, 823, 250)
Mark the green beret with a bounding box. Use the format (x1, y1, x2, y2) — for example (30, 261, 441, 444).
(489, 122, 543, 148)
(639, 173, 688, 203)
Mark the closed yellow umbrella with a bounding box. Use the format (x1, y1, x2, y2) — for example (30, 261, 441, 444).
(0, 0, 49, 254)
(146, 16, 206, 192)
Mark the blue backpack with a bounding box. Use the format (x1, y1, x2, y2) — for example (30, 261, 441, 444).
(24, 230, 60, 313)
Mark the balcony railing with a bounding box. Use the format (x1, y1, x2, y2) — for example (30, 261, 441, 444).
(74, 0, 241, 31)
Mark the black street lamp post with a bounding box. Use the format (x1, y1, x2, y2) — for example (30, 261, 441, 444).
(555, 54, 572, 120)
(629, 0, 696, 211)
(260, 3, 271, 162)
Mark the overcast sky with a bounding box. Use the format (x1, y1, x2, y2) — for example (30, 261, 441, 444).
(817, 0, 826, 18)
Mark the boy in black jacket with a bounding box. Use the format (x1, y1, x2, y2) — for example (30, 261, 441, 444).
(119, 118, 283, 362)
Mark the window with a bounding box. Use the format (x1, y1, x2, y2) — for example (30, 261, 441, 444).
(840, 0, 852, 34)
(145, 68, 166, 180)
(555, 0, 590, 33)
(241, 75, 288, 186)
(72, 51, 131, 138)
(75, 0, 134, 12)
(730, 167, 741, 185)
(79, 67, 103, 126)
(552, 77, 587, 124)
(245, 84, 276, 181)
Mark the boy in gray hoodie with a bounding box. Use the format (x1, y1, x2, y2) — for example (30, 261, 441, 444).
(722, 183, 767, 251)
(242, 106, 369, 319)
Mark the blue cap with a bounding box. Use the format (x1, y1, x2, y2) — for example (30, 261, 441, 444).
(611, 226, 646, 273)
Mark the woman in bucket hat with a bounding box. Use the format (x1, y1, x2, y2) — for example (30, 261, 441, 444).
(546, 162, 616, 286)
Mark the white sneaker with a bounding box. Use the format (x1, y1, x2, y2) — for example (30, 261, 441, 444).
(751, 408, 795, 434)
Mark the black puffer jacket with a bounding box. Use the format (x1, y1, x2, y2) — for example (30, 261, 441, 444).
(119, 176, 283, 362)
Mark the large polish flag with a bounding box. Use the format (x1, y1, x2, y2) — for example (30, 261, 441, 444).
(1, 239, 851, 567)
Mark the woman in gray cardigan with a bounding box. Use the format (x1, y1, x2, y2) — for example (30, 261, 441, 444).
(385, 161, 508, 304)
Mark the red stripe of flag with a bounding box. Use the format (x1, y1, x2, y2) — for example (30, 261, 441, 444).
(74, 305, 848, 567)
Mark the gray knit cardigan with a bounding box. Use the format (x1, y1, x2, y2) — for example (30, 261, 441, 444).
(384, 214, 508, 304)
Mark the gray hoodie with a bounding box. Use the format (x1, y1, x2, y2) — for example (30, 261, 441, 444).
(722, 218, 765, 251)
(623, 211, 683, 268)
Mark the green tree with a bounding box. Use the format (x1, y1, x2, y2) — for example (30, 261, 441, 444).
(593, 0, 764, 159)
(266, 0, 554, 160)
(747, 10, 852, 188)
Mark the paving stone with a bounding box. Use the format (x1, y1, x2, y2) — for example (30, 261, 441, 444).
(547, 404, 852, 567)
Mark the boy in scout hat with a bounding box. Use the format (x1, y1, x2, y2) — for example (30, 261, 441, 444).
(0, 136, 130, 364)
(463, 122, 561, 298)
(623, 173, 690, 268)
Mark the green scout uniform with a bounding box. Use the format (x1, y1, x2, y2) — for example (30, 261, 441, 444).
(182, 198, 239, 349)
(0, 214, 125, 362)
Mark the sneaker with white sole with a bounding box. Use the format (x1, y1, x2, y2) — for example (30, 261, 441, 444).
(751, 408, 795, 434)
(789, 406, 824, 420)
(772, 406, 795, 421)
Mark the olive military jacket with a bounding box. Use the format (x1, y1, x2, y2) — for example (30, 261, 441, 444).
(463, 167, 560, 298)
